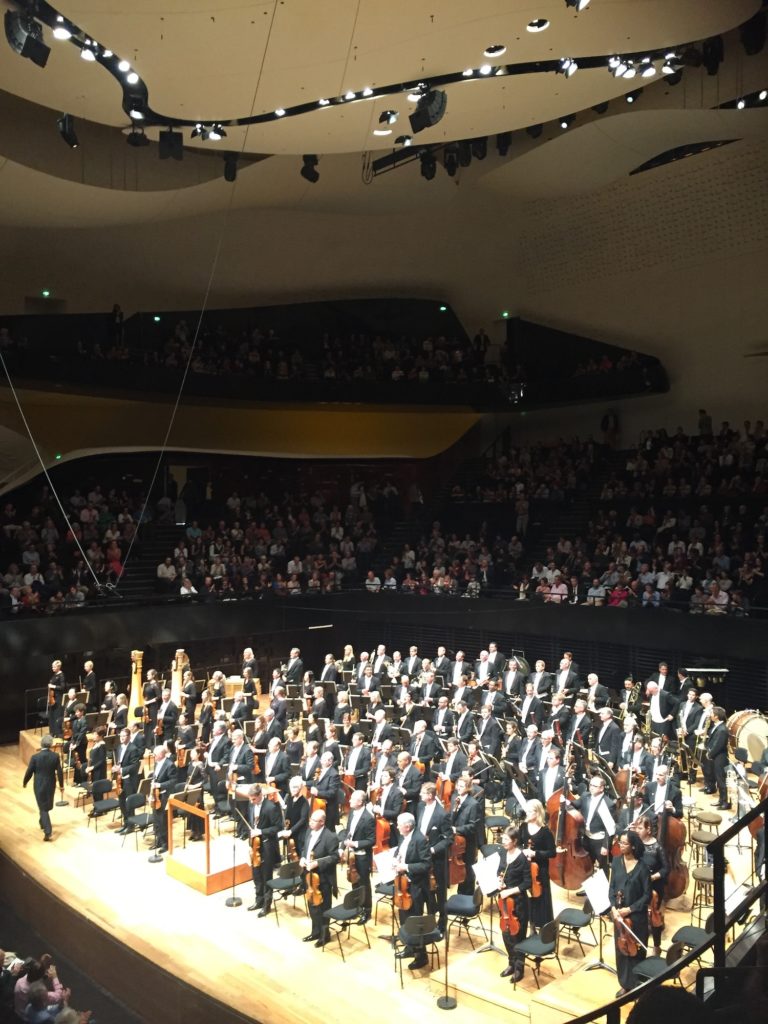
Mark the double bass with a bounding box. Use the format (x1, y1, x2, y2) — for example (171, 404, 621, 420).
(546, 741, 593, 892)
(435, 775, 454, 811)
(657, 806, 688, 901)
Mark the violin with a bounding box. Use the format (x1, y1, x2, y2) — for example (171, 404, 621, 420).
(113, 768, 123, 797)
(394, 872, 412, 910)
(614, 889, 639, 957)
(142, 705, 150, 725)
(306, 871, 323, 906)
(497, 873, 521, 936)
(48, 685, 57, 708)
(347, 856, 360, 885)
(152, 784, 162, 811)
(250, 835, 262, 868)
(527, 839, 543, 899)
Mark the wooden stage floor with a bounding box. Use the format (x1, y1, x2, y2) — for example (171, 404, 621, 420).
(2, 735, 754, 1024)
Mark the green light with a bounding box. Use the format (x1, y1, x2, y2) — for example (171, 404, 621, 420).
(501, 310, 509, 318)
(54, 453, 62, 460)
(439, 304, 447, 312)
(41, 289, 51, 298)
(153, 315, 161, 323)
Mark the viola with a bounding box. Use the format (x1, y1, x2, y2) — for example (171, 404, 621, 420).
(113, 769, 123, 797)
(649, 889, 664, 930)
(373, 815, 391, 855)
(528, 839, 543, 899)
(614, 889, 639, 957)
(498, 891, 521, 936)
(152, 784, 162, 811)
(394, 872, 412, 911)
(306, 871, 323, 906)
(48, 686, 56, 708)
(250, 835, 262, 868)
(347, 857, 360, 885)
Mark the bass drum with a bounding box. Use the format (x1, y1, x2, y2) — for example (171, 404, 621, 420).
(727, 710, 768, 762)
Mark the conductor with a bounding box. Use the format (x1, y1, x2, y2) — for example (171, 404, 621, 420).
(23, 734, 64, 841)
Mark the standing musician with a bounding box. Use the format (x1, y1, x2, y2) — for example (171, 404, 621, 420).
(547, 692, 572, 742)
(262, 737, 290, 795)
(571, 775, 616, 875)
(416, 782, 453, 934)
(319, 653, 339, 685)
(47, 659, 66, 737)
(279, 776, 310, 861)
(420, 670, 442, 707)
(299, 808, 338, 948)
(528, 659, 552, 701)
(439, 737, 468, 784)
(678, 687, 703, 785)
(230, 691, 249, 729)
(312, 751, 341, 829)
(370, 709, 394, 749)
(237, 783, 282, 916)
(552, 658, 579, 704)
(434, 646, 452, 680)
(283, 647, 304, 685)
(706, 707, 730, 810)
(150, 744, 177, 854)
(635, 814, 668, 957)
(646, 681, 677, 740)
(503, 658, 528, 701)
(209, 670, 226, 707)
(432, 695, 456, 739)
(242, 646, 258, 678)
(155, 688, 179, 742)
(477, 704, 504, 759)
(270, 685, 288, 725)
(520, 799, 556, 933)
(372, 767, 405, 845)
(84, 726, 108, 787)
(450, 775, 481, 895)
(593, 707, 622, 771)
(101, 680, 117, 715)
(63, 687, 80, 724)
(65, 704, 88, 769)
(498, 826, 532, 982)
(697, 693, 716, 793)
(643, 764, 683, 825)
(454, 700, 476, 743)
(242, 667, 258, 716)
(82, 659, 98, 711)
(393, 812, 433, 970)
(205, 722, 231, 789)
(113, 727, 141, 828)
(517, 724, 543, 792)
(408, 722, 440, 773)
(646, 661, 680, 702)
(584, 673, 610, 713)
(182, 748, 206, 841)
(142, 669, 161, 743)
(181, 669, 198, 720)
(111, 694, 129, 734)
(617, 678, 644, 721)
(343, 732, 372, 792)
(338, 790, 376, 923)
(618, 715, 638, 769)
(518, 682, 544, 731)
(300, 740, 321, 786)
(198, 689, 214, 745)
(23, 734, 64, 842)
(226, 729, 255, 786)
(647, 736, 672, 779)
(538, 748, 566, 805)
(609, 830, 651, 997)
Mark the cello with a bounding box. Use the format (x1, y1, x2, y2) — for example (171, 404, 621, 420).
(447, 835, 467, 887)
(546, 741, 593, 892)
(435, 775, 454, 811)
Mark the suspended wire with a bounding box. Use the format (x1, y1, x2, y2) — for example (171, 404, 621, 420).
(0, 350, 101, 589)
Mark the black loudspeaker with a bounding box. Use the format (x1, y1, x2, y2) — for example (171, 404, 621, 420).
(159, 130, 184, 161)
(409, 90, 447, 134)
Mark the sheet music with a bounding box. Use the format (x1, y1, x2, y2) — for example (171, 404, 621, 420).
(373, 848, 396, 882)
(510, 778, 528, 815)
(582, 869, 611, 915)
(472, 851, 502, 896)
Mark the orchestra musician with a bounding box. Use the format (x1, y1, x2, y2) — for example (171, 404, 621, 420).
(393, 812, 432, 970)
(226, 729, 255, 786)
(338, 790, 376, 923)
(432, 695, 456, 739)
(409, 720, 440, 770)
(420, 670, 442, 707)
(609, 830, 651, 997)
(208, 670, 226, 707)
(433, 646, 452, 680)
(284, 726, 304, 767)
(343, 732, 372, 791)
(627, 736, 654, 780)
(593, 707, 622, 771)
(618, 715, 638, 769)
(65, 704, 88, 768)
(416, 782, 452, 934)
(263, 736, 290, 794)
(479, 679, 508, 717)
(198, 690, 214, 745)
(678, 687, 704, 785)
(487, 641, 505, 675)
(437, 737, 467, 785)
(502, 658, 527, 701)
(312, 751, 341, 829)
(517, 725, 543, 792)
(643, 764, 683, 824)
(646, 681, 677, 740)
(618, 677, 645, 720)
(519, 682, 545, 731)
(84, 726, 108, 787)
(82, 659, 98, 711)
(242, 646, 257, 678)
(635, 814, 668, 956)
(181, 669, 198, 720)
(242, 667, 258, 716)
(182, 748, 206, 841)
(370, 709, 394, 749)
(547, 692, 572, 742)
(155, 688, 179, 742)
(448, 651, 470, 690)
(520, 799, 556, 932)
(570, 775, 616, 875)
(142, 669, 161, 743)
(396, 752, 424, 818)
(300, 740, 321, 786)
(537, 748, 566, 804)
(371, 767, 404, 844)
(111, 693, 129, 734)
(528, 659, 552, 701)
(552, 657, 579, 703)
(706, 707, 730, 810)
(405, 646, 421, 679)
(454, 700, 476, 743)
(450, 776, 480, 895)
(319, 653, 339, 685)
(280, 776, 310, 859)
(47, 659, 66, 737)
(584, 673, 610, 713)
(230, 691, 249, 729)
(149, 744, 177, 854)
(299, 808, 338, 947)
(100, 680, 116, 715)
(283, 647, 304, 685)
(475, 649, 499, 686)
(477, 705, 503, 759)
(236, 783, 282, 916)
(647, 736, 672, 779)
(321, 724, 342, 768)
(332, 690, 351, 725)
(113, 727, 141, 828)
(63, 688, 79, 724)
(498, 826, 532, 982)
(645, 661, 681, 702)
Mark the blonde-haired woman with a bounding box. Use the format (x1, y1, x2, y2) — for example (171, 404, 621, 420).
(519, 798, 556, 931)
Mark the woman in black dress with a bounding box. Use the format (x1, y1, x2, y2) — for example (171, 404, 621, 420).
(198, 689, 214, 745)
(519, 798, 556, 931)
(609, 830, 651, 996)
(498, 826, 532, 983)
(85, 726, 108, 787)
(635, 814, 668, 956)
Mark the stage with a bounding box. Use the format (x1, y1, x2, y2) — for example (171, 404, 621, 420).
(4, 733, 752, 1024)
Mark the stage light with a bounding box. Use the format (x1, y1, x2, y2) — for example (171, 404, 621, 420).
(395, 135, 412, 146)
(159, 128, 183, 160)
(559, 114, 574, 129)
(626, 89, 642, 104)
(558, 58, 578, 78)
(479, 64, 492, 76)
(153, 315, 161, 323)
(641, 61, 657, 78)
(41, 289, 51, 298)
(128, 104, 145, 121)
(484, 44, 506, 58)
(471, 137, 487, 160)
(362, 87, 373, 97)
(223, 154, 237, 182)
(419, 151, 436, 180)
(737, 98, 746, 110)
(760, 90, 768, 101)
(126, 71, 139, 85)
(318, 98, 330, 106)
(275, 108, 286, 117)
(54, 453, 62, 461)
(126, 127, 149, 147)
(592, 101, 609, 114)
(80, 45, 96, 62)
(344, 90, 355, 100)
(501, 311, 510, 318)
(379, 110, 398, 125)
(526, 123, 543, 139)
(208, 124, 226, 140)
(57, 113, 78, 148)
(300, 154, 319, 183)
(443, 144, 458, 177)
(666, 70, 683, 85)
(527, 19, 549, 33)
(409, 90, 447, 134)
(372, 128, 392, 136)
(439, 305, 447, 312)
(118, 59, 130, 72)
(462, 68, 474, 77)
(4, 11, 50, 68)
(53, 17, 71, 41)
(496, 131, 512, 156)
(565, 0, 591, 10)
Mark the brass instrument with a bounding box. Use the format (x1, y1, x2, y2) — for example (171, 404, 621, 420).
(619, 681, 642, 721)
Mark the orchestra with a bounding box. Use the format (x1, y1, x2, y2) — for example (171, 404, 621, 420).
(36, 639, 766, 999)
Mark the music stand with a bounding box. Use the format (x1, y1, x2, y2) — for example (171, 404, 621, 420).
(436, 922, 457, 1011)
(473, 854, 506, 956)
(582, 872, 616, 975)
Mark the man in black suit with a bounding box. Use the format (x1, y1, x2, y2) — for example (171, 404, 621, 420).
(646, 682, 677, 740)
(420, 672, 442, 707)
(301, 740, 321, 785)
(583, 673, 610, 712)
(370, 709, 394, 749)
(263, 737, 290, 794)
(547, 692, 572, 744)
(284, 647, 304, 685)
(552, 657, 579, 703)
(452, 676, 479, 710)
(433, 646, 452, 681)
(450, 775, 481, 895)
(502, 660, 527, 701)
(677, 687, 703, 784)
(373, 767, 405, 844)
(155, 688, 179, 744)
(343, 731, 372, 791)
(487, 642, 505, 676)
(238, 783, 283, 916)
(23, 734, 63, 841)
(319, 654, 339, 685)
(113, 726, 142, 826)
(312, 752, 341, 829)
(149, 744, 178, 853)
(82, 659, 98, 711)
(339, 790, 376, 922)
(417, 782, 453, 932)
(437, 738, 468, 783)
(225, 729, 255, 786)
(476, 705, 503, 759)
(571, 775, 616, 875)
(448, 651, 470, 689)
(538, 748, 566, 804)
(519, 682, 544, 731)
(478, 680, 507, 717)
(409, 720, 441, 771)
(299, 808, 339, 947)
(528, 660, 552, 700)
(454, 700, 475, 743)
(406, 646, 421, 679)
(646, 661, 680, 702)
(593, 707, 622, 770)
(393, 812, 433, 969)
(706, 707, 730, 809)
(432, 696, 455, 740)
(397, 752, 424, 818)
(47, 659, 66, 737)
(643, 764, 683, 822)
(475, 650, 499, 685)
(627, 736, 654, 779)
(263, 708, 285, 745)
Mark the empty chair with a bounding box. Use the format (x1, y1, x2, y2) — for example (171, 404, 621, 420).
(374, 881, 394, 926)
(323, 887, 371, 961)
(393, 914, 442, 988)
(88, 779, 120, 831)
(265, 864, 306, 926)
(444, 885, 487, 949)
(556, 902, 597, 956)
(512, 919, 563, 989)
(632, 941, 685, 985)
(122, 793, 152, 851)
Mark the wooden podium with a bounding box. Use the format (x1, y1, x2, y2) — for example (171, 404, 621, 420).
(164, 798, 252, 896)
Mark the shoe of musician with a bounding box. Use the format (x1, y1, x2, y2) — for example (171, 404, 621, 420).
(43, 834, 52, 842)
(157, 845, 168, 854)
(248, 901, 264, 912)
(315, 933, 331, 948)
(117, 827, 127, 835)
(408, 954, 429, 970)
(357, 912, 371, 924)
(302, 933, 318, 942)
(500, 965, 515, 978)
(257, 906, 271, 918)
(511, 964, 525, 983)
(396, 948, 414, 959)
(653, 946, 662, 957)
(575, 889, 586, 897)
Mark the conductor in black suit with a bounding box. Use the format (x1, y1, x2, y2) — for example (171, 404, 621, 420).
(23, 734, 63, 841)
(300, 808, 339, 947)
